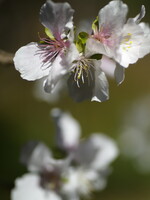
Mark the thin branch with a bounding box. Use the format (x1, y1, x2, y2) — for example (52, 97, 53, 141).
(0, 50, 14, 65)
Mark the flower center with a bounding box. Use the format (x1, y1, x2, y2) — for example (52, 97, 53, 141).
(71, 57, 94, 87)
(37, 37, 70, 69)
(93, 24, 112, 46)
(40, 169, 62, 191)
(121, 33, 133, 51)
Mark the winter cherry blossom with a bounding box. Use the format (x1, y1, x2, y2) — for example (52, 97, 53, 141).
(86, 1, 150, 84)
(14, 0, 75, 93)
(11, 109, 119, 200)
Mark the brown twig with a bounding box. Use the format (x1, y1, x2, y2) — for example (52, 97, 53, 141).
(0, 50, 14, 65)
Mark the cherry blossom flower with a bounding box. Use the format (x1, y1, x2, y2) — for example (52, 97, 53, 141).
(14, 0, 76, 94)
(86, 1, 150, 84)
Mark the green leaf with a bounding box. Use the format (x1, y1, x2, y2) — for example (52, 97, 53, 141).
(90, 54, 102, 60)
(76, 40, 84, 53)
(75, 32, 89, 53)
(78, 32, 89, 44)
(92, 17, 99, 32)
(45, 28, 54, 40)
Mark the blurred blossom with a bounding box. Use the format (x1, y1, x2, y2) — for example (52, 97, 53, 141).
(119, 95, 150, 173)
(11, 108, 119, 200)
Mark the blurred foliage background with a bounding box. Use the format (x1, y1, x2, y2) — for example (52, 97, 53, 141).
(0, 0, 150, 199)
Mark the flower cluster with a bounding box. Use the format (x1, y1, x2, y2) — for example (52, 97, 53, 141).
(13, 0, 150, 102)
(11, 109, 118, 200)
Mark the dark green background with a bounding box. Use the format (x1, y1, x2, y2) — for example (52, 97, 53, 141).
(0, 0, 150, 199)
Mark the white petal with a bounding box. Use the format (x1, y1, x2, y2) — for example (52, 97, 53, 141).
(64, 43, 80, 64)
(85, 38, 107, 57)
(51, 108, 81, 151)
(139, 23, 150, 58)
(62, 167, 106, 198)
(39, 0, 74, 37)
(44, 43, 79, 93)
(133, 5, 145, 23)
(98, 0, 128, 30)
(75, 133, 119, 171)
(100, 55, 116, 78)
(11, 174, 61, 200)
(62, 167, 90, 197)
(89, 134, 119, 170)
(27, 143, 52, 172)
(114, 64, 125, 85)
(44, 55, 67, 93)
(14, 42, 50, 81)
(116, 21, 145, 67)
(91, 60, 109, 102)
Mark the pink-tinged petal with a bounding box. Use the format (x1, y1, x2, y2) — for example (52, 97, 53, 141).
(98, 1, 128, 31)
(11, 174, 62, 200)
(51, 108, 81, 152)
(39, 0, 74, 37)
(14, 42, 50, 81)
(92, 60, 109, 102)
(100, 55, 116, 78)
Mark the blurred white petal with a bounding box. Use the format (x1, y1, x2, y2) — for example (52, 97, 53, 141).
(75, 133, 119, 171)
(51, 108, 81, 151)
(119, 95, 150, 173)
(62, 167, 106, 198)
(25, 142, 52, 172)
(11, 174, 62, 200)
(33, 78, 66, 104)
